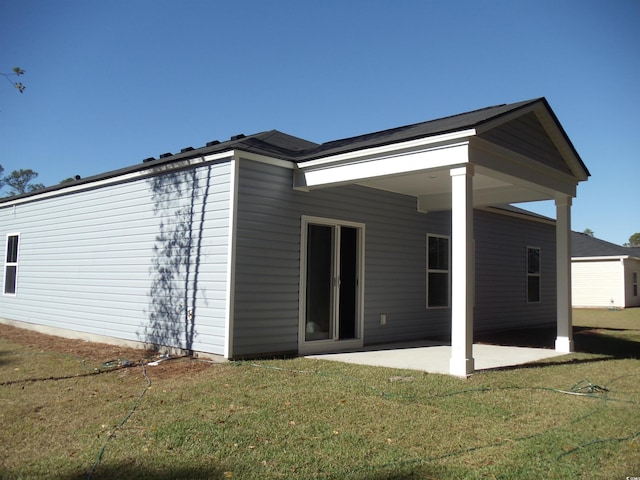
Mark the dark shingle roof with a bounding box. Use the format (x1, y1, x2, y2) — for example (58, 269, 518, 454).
(151, 98, 554, 164)
(235, 98, 588, 179)
(223, 130, 319, 160)
(296, 98, 541, 161)
(572, 231, 638, 258)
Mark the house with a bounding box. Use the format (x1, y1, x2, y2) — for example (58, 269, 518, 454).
(0, 97, 589, 376)
(572, 232, 640, 309)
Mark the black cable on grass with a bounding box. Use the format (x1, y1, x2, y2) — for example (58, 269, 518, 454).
(86, 361, 151, 480)
(0, 358, 135, 387)
(559, 430, 640, 458)
(0, 368, 120, 387)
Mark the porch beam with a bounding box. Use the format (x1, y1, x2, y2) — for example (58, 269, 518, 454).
(555, 196, 574, 352)
(449, 165, 475, 376)
(293, 143, 469, 191)
(417, 185, 554, 213)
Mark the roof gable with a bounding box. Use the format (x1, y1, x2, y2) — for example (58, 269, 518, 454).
(479, 111, 572, 175)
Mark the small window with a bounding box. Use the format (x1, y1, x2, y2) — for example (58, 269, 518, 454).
(427, 235, 450, 308)
(4, 234, 20, 295)
(527, 247, 541, 303)
(633, 272, 638, 297)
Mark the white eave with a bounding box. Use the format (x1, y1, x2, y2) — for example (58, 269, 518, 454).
(296, 128, 477, 169)
(572, 255, 634, 262)
(293, 129, 476, 191)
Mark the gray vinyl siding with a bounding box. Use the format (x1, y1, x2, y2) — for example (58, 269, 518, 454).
(480, 112, 572, 175)
(0, 160, 233, 355)
(0, 154, 560, 359)
(233, 159, 559, 356)
(232, 159, 451, 357)
(474, 209, 557, 332)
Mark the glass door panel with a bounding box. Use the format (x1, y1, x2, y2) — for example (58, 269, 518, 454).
(302, 219, 362, 349)
(305, 224, 334, 341)
(338, 226, 358, 339)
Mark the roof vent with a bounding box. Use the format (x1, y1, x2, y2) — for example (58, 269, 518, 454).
(181, 147, 195, 153)
(142, 157, 155, 163)
(75, 175, 81, 180)
(206, 140, 221, 147)
(230, 134, 245, 141)
(159, 152, 173, 158)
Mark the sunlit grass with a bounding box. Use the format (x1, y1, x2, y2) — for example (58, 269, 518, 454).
(573, 306, 640, 330)
(1, 310, 639, 479)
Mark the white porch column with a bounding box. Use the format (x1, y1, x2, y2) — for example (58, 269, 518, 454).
(555, 196, 574, 352)
(449, 165, 475, 376)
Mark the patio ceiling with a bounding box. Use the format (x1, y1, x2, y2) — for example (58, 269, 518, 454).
(356, 159, 557, 213)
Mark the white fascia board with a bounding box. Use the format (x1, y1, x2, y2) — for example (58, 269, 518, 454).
(571, 256, 629, 262)
(297, 129, 476, 169)
(0, 150, 236, 208)
(296, 141, 470, 190)
(533, 107, 589, 181)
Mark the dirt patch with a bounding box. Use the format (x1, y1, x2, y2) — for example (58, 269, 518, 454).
(0, 323, 218, 380)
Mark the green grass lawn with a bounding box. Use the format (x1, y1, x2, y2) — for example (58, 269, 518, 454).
(1, 309, 639, 479)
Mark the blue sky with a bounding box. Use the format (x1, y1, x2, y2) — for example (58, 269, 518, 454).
(0, 0, 638, 245)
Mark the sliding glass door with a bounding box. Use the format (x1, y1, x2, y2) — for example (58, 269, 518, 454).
(300, 217, 364, 352)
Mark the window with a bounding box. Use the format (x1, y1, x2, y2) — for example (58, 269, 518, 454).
(527, 247, 541, 303)
(633, 272, 638, 297)
(4, 234, 19, 295)
(427, 235, 450, 308)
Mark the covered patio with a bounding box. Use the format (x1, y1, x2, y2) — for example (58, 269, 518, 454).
(295, 98, 590, 376)
(307, 341, 569, 375)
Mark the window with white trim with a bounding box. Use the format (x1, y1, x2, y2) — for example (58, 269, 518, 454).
(427, 234, 450, 308)
(633, 272, 638, 297)
(527, 246, 541, 303)
(4, 234, 19, 295)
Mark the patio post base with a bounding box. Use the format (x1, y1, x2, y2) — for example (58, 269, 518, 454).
(449, 356, 475, 377)
(555, 336, 573, 353)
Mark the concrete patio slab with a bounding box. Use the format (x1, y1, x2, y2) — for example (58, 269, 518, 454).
(306, 342, 569, 375)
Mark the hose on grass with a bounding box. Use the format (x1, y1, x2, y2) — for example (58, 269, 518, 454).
(86, 361, 151, 480)
(0, 356, 136, 387)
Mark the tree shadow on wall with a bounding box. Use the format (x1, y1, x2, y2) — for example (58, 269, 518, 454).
(140, 165, 212, 354)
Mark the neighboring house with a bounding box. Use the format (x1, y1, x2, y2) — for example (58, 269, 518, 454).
(572, 232, 640, 309)
(0, 97, 589, 376)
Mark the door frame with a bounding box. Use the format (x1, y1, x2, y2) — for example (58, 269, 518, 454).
(298, 215, 365, 354)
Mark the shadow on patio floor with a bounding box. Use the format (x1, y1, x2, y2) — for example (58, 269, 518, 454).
(475, 325, 640, 360)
